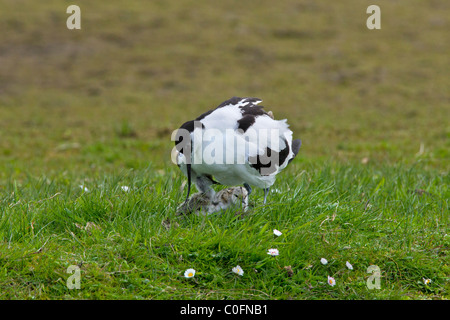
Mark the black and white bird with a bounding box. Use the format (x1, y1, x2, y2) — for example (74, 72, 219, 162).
(173, 97, 301, 205)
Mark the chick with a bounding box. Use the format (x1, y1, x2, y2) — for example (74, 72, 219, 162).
(177, 187, 248, 216)
(176, 192, 211, 215)
(207, 186, 249, 214)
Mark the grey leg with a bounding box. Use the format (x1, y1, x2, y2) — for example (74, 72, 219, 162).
(263, 187, 270, 204)
(195, 175, 215, 199)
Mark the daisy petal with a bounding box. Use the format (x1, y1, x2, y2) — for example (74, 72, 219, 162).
(327, 276, 336, 286)
(232, 265, 244, 276)
(184, 268, 196, 278)
(346, 261, 353, 270)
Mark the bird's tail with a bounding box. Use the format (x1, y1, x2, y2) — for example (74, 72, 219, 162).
(288, 139, 302, 164)
(292, 139, 301, 157)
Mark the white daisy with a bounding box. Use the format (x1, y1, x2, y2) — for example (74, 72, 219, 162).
(327, 276, 336, 286)
(320, 258, 328, 265)
(184, 268, 195, 278)
(121, 186, 130, 192)
(273, 229, 282, 237)
(232, 265, 244, 276)
(346, 261, 353, 270)
(423, 278, 432, 285)
(267, 248, 279, 256)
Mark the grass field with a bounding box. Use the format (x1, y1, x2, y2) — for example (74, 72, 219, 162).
(0, 0, 448, 300)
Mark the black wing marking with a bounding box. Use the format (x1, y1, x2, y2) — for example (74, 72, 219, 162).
(248, 138, 290, 176)
(237, 114, 256, 133)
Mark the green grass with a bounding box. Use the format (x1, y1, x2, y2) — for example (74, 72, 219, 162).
(1, 164, 448, 299)
(0, 0, 449, 299)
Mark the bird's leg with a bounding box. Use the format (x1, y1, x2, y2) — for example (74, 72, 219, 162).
(263, 187, 270, 204)
(241, 187, 249, 212)
(184, 163, 192, 204)
(195, 175, 216, 199)
(243, 183, 252, 195)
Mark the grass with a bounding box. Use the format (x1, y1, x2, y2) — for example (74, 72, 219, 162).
(0, 0, 449, 299)
(1, 164, 448, 299)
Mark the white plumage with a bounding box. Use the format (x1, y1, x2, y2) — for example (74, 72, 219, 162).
(174, 97, 301, 204)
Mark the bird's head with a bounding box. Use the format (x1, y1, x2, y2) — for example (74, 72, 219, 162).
(171, 125, 193, 204)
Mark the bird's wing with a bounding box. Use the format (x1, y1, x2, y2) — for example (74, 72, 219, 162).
(244, 117, 295, 176)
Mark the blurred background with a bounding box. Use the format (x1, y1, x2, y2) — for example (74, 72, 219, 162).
(0, 0, 448, 180)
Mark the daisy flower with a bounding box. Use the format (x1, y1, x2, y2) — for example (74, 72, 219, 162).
(121, 186, 130, 192)
(346, 261, 353, 270)
(320, 258, 328, 265)
(327, 276, 336, 286)
(423, 278, 432, 285)
(184, 268, 195, 278)
(267, 248, 279, 256)
(273, 229, 282, 237)
(232, 265, 244, 276)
